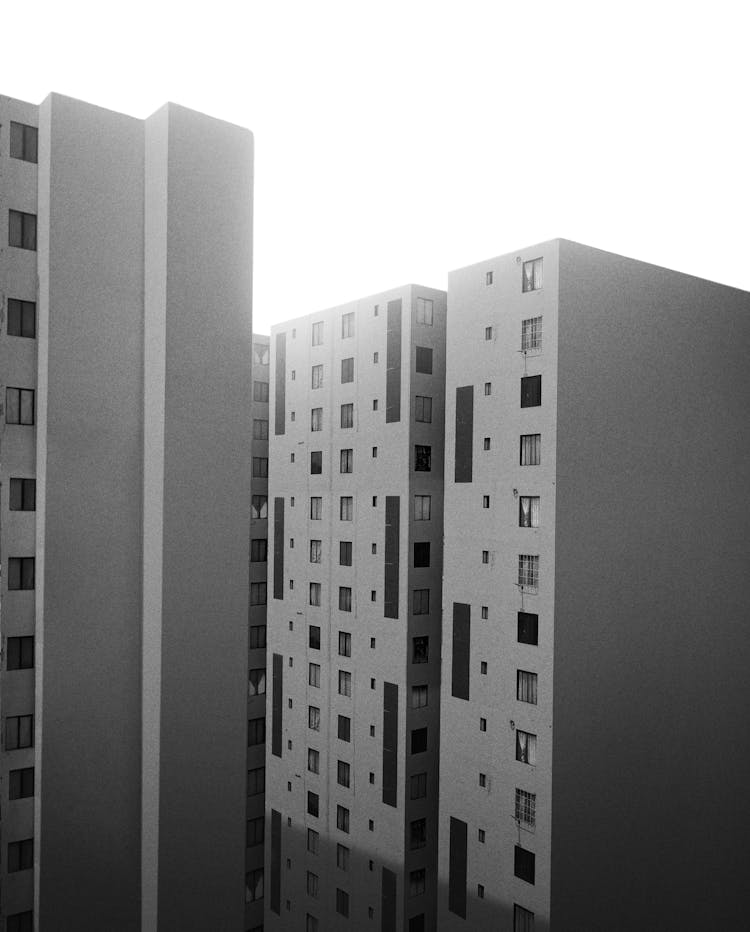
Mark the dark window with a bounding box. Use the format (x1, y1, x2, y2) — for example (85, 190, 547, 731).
(5, 388, 34, 425)
(245, 868, 264, 903)
(415, 395, 432, 422)
(306, 915, 319, 932)
(253, 380, 269, 402)
(341, 403, 354, 428)
(415, 346, 433, 374)
(307, 828, 319, 853)
(518, 612, 539, 645)
(7, 839, 33, 872)
(412, 589, 430, 615)
(9, 767, 34, 800)
(8, 211, 36, 250)
(252, 456, 268, 477)
(514, 904, 536, 932)
(247, 766, 265, 796)
(9, 478, 35, 512)
(7, 636, 34, 670)
(336, 805, 350, 833)
(309, 626, 321, 649)
(409, 868, 426, 896)
(339, 541, 352, 566)
(409, 916, 426, 932)
(252, 418, 269, 439)
(307, 791, 319, 817)
(336, 888, 350, 917)
(410, 818, 426, 849)
(8, 558, 34, 590)
(250, 582, 267, 605)
(249, 625, 267, 649)
(412, 636, 429, 663)
(246, 815, 265, 847)
(340, 448, 353, 473)
(251, 495, 268, 519)
(310, 451, 322, 474)
(338, 715, 351, 742)
(250, 538, 268, 562)
(514, 846, 535, 884)
(248, 717, 266, 746)
(7, 299, 36, 338)
(5, 715, 33, 750)
(10, 122, 38, 162)
(521, 375, 542, 408)
(338, 632, 351, 657)
(341, 357, 354, 383)
(6, 912, 33, 932)
(308, 748, 320, 773)
(337, 843, 350, 870)
(339, 587, 352, 611)
(410, 772, 427, 799)
(413, 542, 430, 568)
(337, 760, 351, 787)
(411, 727, 428, 754)
(414, 445, 431, 471)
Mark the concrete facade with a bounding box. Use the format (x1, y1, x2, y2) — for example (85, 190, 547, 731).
(1, 93, 254, 931)
(266, 286, 446, 932)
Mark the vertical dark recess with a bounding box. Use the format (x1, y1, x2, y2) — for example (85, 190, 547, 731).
(382, 682, 398, 807)
(274, 331, 286, 435)
(384, 496, 400, 619)
(381, 866, 397, 932)
(448, 817, 468, 918)
(273, 497, 284, 600)
(451, 603, 471, 700)
(272, 653, 282, 758)
(386, 300, 402, 423)
(454, 385, 474, 482)
(270, 809, 281, 914)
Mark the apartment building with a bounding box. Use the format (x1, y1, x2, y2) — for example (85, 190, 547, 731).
(1, 92, 254, 931)
(438, 240, 750, 932)
(247, 334, 270, 932)
(265, 286, 446, 932)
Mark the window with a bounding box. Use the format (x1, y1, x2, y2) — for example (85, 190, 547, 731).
(248, 668, 266, 696)
(307, 828, 319, 853)
(310, 364, 324, 390)
(8, 558, 35, 591)
(291, 411, 296, 421)
(341, 312, 355, 338)
(412, 589, 430, 615)
(517, 670, 538, 704)
(478, 828, 485, 843)
(308, 706, 321, 731)
(482, 550, 490, 564)
(341, 357, 354, 382)
(409, 869, 426, 896)
(411, 684, 428, 708)
(413, 542, 430, 568)
(415, 346, 433, 373)
(515, 788, 536, 827)
(291, 371, 296, 381)
(252, 456, 268, 478)
(249, 625, 267, 649)
(8, 839, 33, 872)
(336, 888, 350, 917)
(7, 299, 36, 338)
(372, 398, 378, 411)
(484, 437, 491, 450)
(310, 539, 322, 563)
(308, 663, 321, 687)
(251, 495, 267, 519)
(516, 730, 537, 765)
(309, 625, 321, 649)
(340, 403, 354, 428)
(485, 326, 493, 340)
(414, 445, 431, 471)
(247, 766, 265, 796)
(245, 867, 263, 903)
(338, 670, 352, 696)
(9, 767, 34, 800)
(409, 915, 425, 932)
(8, 211, 36, 250)
(518, 555, 539, 592)
(337, 761, 351, 788)
(247, 717, 265, 746)
(412, 636, 429, 663)
(414, 495, 431, 520)
(308, 497, 323, 522)
(480, 718, 487, 732)
(311, 407, 323, 431)
(518, 612, 539, 645)
(480, 661, 488, 674)
(340, 496, 353, 520)
(514, 904, 535, 932)
(246, 815, 264, 847)
(522, 316, 543, 352)
(520, 434, 541, 466)
(250, 538, 267, 562)
(411, 727, 427, 754)
(252, 418, 268, 440)
(310, 450, 322, 474)
(339, 587, 352, 612)
(307, 791, 320, 817)
(10, 122, 38, 162)
(311, 321, 324, 345)
(337, 805, 350, 833)
(253, 380, 269, 402)
(479, 773, 487, 787)
(522, 257, 543, 292)
(5, 715, 33, 750)
(249, 582, 266, 605)
(483, 495, 490, 509)
(306, 915, 319, 932)
(519, 496, 540, 527)
(7, 914, 33, 932)
(338, 540, 353, 566)
(410, 818, 426, 849)
(253, 342, 269, 365)
(338, 632, 351, 657)
(410, 772, 427, 799)
(9, 478, 35, 513)
(521, 375, 542, 408)
(514, 846, 535, 884)
(373, 351, 379, 363)
(338, 715, 351, 742)
(416, 297, 433, 325)
(307, 871, 319, 897)
(340, 448, 353, 473)
(415, 395, 432, 422)
(481, 606, 488, 619)
(308, 748, 320, 773)
(5, 388, 34, 425)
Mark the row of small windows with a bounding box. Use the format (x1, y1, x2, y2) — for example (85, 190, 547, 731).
(479, 495, 540, 526)
(484, 316, 543, 353)
(307, 582, 430, 614)
(308, 299, 434, 347)
(251, 493, 431, 520)
(483, 257, 543, 295)
(480, 375, 541, 408)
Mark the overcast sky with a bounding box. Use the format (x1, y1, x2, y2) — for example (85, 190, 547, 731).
(5, 1, 748, 334)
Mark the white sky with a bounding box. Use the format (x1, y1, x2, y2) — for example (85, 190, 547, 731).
(5, 0, 748, 334)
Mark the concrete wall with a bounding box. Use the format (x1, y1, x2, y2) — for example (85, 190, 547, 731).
(551, 241, 750, 930)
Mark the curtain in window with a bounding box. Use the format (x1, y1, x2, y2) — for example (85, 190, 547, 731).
(531, 497, 540, 527)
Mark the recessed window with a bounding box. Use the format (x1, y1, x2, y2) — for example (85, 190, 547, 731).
(245, 868, 264, 903)
(410, 772, 427, 799)
(369, 771, 375, 783)
(486, 270, 493, 285)
(249, 581, 266, 605)
(10, 122, 38, 163)
(246, 815, 265, 848)
(308, 706, 321, 731)
(291, 370, 296, 380)
(410, 818, 426, 849)
(310, 497, 322, 520)
(5, 715, 33, 750)
(416, 297, 433, 325)
(373, 399, 378, 411)
(247, 717, 265, 746)
(369, 724, 375, 737)
(249, 625, 266, 649)
(5, 388, 34, 426)
(307, 791, 319, 817)
(522, 316, 543, 352)
(341, 357, 354, 383)
(9, 766, 34, 800)
(8, 557, 35, 591)
(252, 456, 268, 477)
(520, 434, 541, 466)
(8, 839, 33, 873)
(311, 407, 323, 430)
(411, 727, 428, 754)
(339, 540, 352, 566)
(336, 805, 350, 833)
(248, 668, 266, 696)
(372, 495, 377, 507)
(478, 829, 485, 843)
(368, 819, 374, 830)
(308, 663, 321, 688)
(479, 773, 487, 787)
(483, 437, 491, 450)
(519, 496, 540, 527)
(338, 587, 352, 612)
(414, 495, 431, 520)
(308, 748, 320, 773)
(373, 351, 379, 363)
(307, 828, 319, 853)
(372, 446, 378, 457)
(338, 631, 352, 657)
(374, 304, 379, 316)
(415, 346, 433, 374)
(484, 382, 491, 396)
(338, 670, 352, 696)
(414, 445, 431, 472)
(253, 343, 269, 365)
(337, 843, 350, 871)
(340, 496, 353, 521)
(516, 730, 537, 765)
(311, 321, 324, 345)
(311, 364, 324, 389)
(515, 788, 536, 827)
(310, 539, 322, 564)
(480, 717, 487, 732)
(253, 380, 269, 402)
(336, 888, 350, 917)
(9, 478, 35, 511)
(485, 326, 493, 339)
(247, 766, 265, 796)
(370, 637, 376, 649)
(413, 541, 430, 568)
(514, 904, 535, 931)
(480, 661, 487, 674)
(7, 299, 36, 338)
(341, 403, 354, 428)
(338, 715, 351, 742)
(477, 884, 485, 899)
(250, 538, 267, 562)
(522, 257, 543, 292)
(341, 311, 355, 338)
(340, 448, 353, 473)
(307, 870, 319, 897)
(412, 589, 430, 615)
(514, 846, 535, 884)
(517, 670, 538, 704)
(481, 606, 488, 619)
(252, 418, 268, 440)
(518, 611, 538, 645)
(309, 625, 321, 649)
(8, 211, 36, 250)
(290, 411, 296, 422)
(415, 395, 432, 422)
(518, 555, 540, 592)
(251, 495, 267, 519)
(482, 495, 490, 509)
(409, 868, 426, 897)
(7, 636, 34, 671)
(411, 684, 428, 708)
(482, 550, 489, 564)
(521, 375, 542, 408)
(337, 761, 351, 789)
(309, 582, 321, 606)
